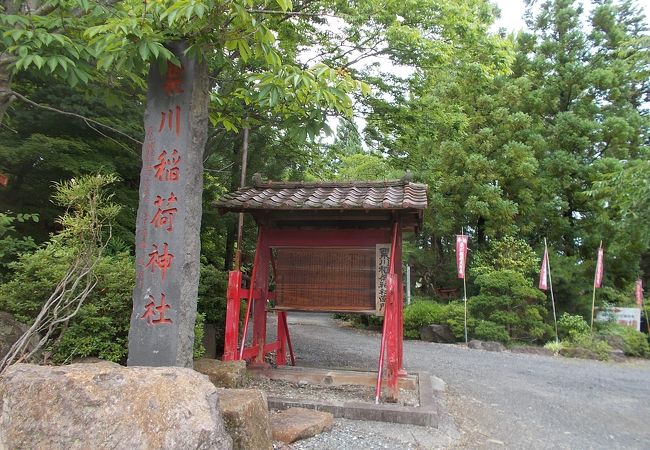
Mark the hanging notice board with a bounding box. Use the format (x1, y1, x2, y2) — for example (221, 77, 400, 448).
(274, 247, 377, 313)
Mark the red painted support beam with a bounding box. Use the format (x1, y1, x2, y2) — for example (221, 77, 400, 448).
(223, 270, 242, 361)
(253, 227, 270, 364)
(241, 341, 281, 360)
(239, 229, 263, 360)
(276, 311, 287, 366)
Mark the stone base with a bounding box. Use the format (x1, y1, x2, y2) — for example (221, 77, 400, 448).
(194, 358, 246, 388)
(218, 388, 272, 450)
(271, 407, 333, 443)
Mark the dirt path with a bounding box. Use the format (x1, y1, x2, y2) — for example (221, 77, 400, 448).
(275, 313, 650, 449)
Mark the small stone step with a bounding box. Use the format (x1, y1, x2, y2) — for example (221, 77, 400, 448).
(271, 407, 334, 443)
(194, 358, 246, 388)
(218, 388, 273, 450)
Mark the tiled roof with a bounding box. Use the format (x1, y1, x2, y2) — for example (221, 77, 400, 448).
(215, 179, 428, 212)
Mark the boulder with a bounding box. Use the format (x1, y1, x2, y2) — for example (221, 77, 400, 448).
(482, 341, 506, 352)
(0, 363, 232, 450)
(217, 389, 272, 450)
(559, 346, 600, 360)
(419, 324, 456, 343)
(194, 358, 246, 388)
(271, 407, 333, 444)
(467, 340, 506, 352)
(511, 346, 554, 357)
(0, 311, 39, 360)
(608, 349, 626, 362)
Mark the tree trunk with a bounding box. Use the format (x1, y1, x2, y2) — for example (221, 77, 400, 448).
(0, 53, 16, 124)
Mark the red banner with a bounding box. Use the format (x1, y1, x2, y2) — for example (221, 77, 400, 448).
(594, 247, 604, 288)
(636, 279, 643, 307)
(539, 248, 548, 290)
(456, 235, 468, 279)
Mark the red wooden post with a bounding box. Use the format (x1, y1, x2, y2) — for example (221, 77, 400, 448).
(252, 227, 270, 365)
(238, 229, 263, 360)
(276, 311, 287, 366)
(386, 273, 400, 401)
(396, 229, 406, 375)
(282, 312, 296, 366)
(375, 220, 401, 403)
(223, 270, 242, 361)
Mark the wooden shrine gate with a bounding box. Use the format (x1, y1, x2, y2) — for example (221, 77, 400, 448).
(216, 178, 428, 401)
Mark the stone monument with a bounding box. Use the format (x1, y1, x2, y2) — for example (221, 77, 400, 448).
(127, 42, 208, 367)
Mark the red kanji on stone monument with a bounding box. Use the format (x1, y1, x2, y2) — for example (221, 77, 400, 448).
(140, 293, 173, 325)
(153, 149, 181, 182)
(163, 64, 184, 96)
(159, 105, 182, 136)
(145, 243, 174, 281)
(151, 192, 178, 232)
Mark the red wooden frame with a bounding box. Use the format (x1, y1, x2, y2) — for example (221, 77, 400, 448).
(222, 221, 405, 402)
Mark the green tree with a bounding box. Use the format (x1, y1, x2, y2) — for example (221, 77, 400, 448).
(469, 237, 552, 342)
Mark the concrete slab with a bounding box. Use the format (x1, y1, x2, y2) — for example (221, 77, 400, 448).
(250, 366, 439, 428)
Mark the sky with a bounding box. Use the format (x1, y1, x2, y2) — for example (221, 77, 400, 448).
(492, 0, 527, 32)
(491, 0, 650, 32)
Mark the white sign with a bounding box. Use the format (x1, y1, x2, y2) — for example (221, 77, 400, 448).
(596, 307, 641, 331)
(375, 244, 391, 315)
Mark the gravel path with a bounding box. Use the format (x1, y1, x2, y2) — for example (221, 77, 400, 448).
(272, 313, 650, 449)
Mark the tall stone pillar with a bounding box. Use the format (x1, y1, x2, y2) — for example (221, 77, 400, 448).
(127, 42, 208, 367)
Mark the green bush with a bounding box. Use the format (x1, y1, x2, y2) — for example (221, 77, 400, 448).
(557, 312, 590, 341)
(599, 323, 649, 357)
(474, 320, 510, 344)
(403, 301, 445, 339)
(0, 247, 135, 363)
(193, 312, 206, 359)
(469, 269, 552, 342)
(403, 300, 474, 340)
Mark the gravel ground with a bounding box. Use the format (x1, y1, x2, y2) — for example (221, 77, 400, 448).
(264, 313, 650, 449)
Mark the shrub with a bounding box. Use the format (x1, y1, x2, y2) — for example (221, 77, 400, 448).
(474, 320, 510, 344)
(599, 323, 649, 357)
(0, 246, 135, 363)
(403, 300, 474, 340)
(557, 312, 590, 341)
(469, 269, 552, 342)
(544, 340, 564, 354)
(403, 301, 445, 339)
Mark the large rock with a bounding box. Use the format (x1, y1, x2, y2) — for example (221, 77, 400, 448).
(0, 311, 39, 360)
(271, 408, 333, 444)
(467, 340, 506, 352)
(419, 324, 455, 343)
(511, 346, 554, 357)
(559, 346, 600, 360)
(194, 358, 246, 388)
(217, 389, 272, 450)
(0, 363, 232, 450)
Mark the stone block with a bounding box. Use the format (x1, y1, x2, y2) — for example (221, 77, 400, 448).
(271, 407, 333, 443)
(0, 363, 232, 450)
(419, 324, 455, 343)
(467, 340, 506, 352)
(194, 358, 246, 388)
(217, 388, 272, 450)
(511, 346, 554, 356)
